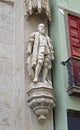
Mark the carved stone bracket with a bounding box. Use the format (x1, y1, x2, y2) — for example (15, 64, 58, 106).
(25, 0, 51, 21)
(27, 82, 56, 121)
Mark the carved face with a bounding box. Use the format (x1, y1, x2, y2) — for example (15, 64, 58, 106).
(38, 24, 46, 34)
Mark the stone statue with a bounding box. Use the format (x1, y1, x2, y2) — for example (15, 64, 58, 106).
(26, 23, 54, 83)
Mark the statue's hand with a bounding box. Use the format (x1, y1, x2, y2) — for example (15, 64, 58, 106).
(38, 59, 43, 65)
(52, 55, 54, 60)
(27, 50, 31, 55)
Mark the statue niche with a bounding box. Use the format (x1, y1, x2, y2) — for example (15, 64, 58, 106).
(26, 23, 55, 121)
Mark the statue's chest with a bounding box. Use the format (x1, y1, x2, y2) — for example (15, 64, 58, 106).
(39, 35, 47, 46)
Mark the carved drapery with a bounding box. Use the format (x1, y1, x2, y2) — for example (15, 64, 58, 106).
(25, 0, 51, 21)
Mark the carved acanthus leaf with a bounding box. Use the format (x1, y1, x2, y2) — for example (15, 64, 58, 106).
(27, 82, 56, 121)
(25, 0, 51, 21)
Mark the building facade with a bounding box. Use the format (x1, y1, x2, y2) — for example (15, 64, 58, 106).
(0, 0, 80, 130)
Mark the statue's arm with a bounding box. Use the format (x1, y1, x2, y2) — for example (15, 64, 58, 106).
(51, 46, 54, 60)
(27, 33, 35, 55)
(49, 39, 54, 60)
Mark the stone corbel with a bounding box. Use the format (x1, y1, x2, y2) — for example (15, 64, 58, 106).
(24, 0, 51, 21)
(27, 82, 56, 121)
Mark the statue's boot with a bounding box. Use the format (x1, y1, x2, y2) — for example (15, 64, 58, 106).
(42, 67, 48, 82)
(33, 78, 38, 83)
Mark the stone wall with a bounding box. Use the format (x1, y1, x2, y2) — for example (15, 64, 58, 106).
(0, 1, 15, 129)
(0, 0, 25, 130)
(0, 0, 54, 130)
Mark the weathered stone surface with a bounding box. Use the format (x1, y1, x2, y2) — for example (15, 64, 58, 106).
(0, 2, 14, 130)
(25, 0, 51, 21)
(0, 1, 25, 130)
(27, 82, 55, 121)
(0, 0, 54, 130)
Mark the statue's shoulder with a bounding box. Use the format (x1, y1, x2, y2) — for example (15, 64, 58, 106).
(35, 32, 39, 36)
(30, 32, 35, 38)
(30, 32, 39, 37)
(46, 35, 51, 42)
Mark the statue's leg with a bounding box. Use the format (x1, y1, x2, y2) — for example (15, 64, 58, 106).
(42, 62, 48, 82)
(27, 54, 35, 79)
(42, 55, 50, 82)
(33, 59, 43, 83)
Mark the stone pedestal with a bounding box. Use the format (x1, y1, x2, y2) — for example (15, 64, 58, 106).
(27, 82, 55, 121)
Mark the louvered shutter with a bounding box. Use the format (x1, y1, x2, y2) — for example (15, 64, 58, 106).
(68, 14, 80, 86)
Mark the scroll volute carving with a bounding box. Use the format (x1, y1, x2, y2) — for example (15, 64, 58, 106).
(25, 0, 51, 21)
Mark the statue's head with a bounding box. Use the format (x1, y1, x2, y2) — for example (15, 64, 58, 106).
(38, 23, 46, 34)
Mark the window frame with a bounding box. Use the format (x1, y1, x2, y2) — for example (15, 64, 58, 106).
(64, 11, 80, 96)
(67, 109, 80, 130)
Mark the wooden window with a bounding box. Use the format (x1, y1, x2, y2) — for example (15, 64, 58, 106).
(67, 110, 80, 130)
(68, 14, 80, 87)
(68, 14, 80, 58)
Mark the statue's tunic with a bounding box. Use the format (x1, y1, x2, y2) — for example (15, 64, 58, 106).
(27, 32, 54, 78)
(27, 32, 53, 66)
